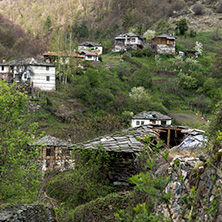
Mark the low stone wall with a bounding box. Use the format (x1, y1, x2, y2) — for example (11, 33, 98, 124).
(156, 154, 222, 221)
(0, 204, 55, 222)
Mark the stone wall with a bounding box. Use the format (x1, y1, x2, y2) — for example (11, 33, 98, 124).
(156, 44, 175, 54)
(0, 204, 56, 222)
(156, 152, 222, 221)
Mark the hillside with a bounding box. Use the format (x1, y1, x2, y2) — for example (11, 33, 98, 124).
(1, 0, 222, 44)
(0, 14, 46, 59)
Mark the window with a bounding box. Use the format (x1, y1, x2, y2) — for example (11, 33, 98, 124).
(131, 38, 136, 42)
(46, 76, 50, 81)
(87, 55, 92, 59)
(161, 120, 167, 125)
(24, 74, 27, 79)
(141, 121, 145, 125)
(46, 66, 49, 71)
(136, 121, 140, 125)
(1, 66, 4, 71)
(46, 148, 51, 156)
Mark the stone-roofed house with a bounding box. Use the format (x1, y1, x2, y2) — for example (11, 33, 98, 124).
(74, 125, 160, 185)
(0, 58, 56, 91)
(73, 124, 202, 185)
(113, 32, 146, 52)
(78, 41, 103, 55)
(152, 34, 176, 54)
(43, 51, 84, 64)
(131, 111, 172, 128)
(78, 49, 99, 61)
(33, 135, 74, 171)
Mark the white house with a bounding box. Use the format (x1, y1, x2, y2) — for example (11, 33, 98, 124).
(131, 111, 172, 128)
(152, 34, 176, 54)
(0, 58, 56, 91)
(78, 50, 99, 61)
(113, 32, 146, 52)
(78, 41, 103, 55)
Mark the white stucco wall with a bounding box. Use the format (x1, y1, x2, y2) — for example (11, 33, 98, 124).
(78, 46, 103, 55)
(30, 66, 56, 91)
(0, 65, 9, 73)
(131, 119, 172, 128)
(84, 55, 98, 61)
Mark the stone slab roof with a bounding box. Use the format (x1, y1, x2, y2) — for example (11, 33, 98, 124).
(79, 49, 98, 56)
(33, 135, 74, 147)
(0, 58, 55, 67)
(154, 34, 175, 40)
(74, 125, 159, 153)
(79, 41, 102, 47)
(132, 111, 172, 121)
(115, 32, 145, 40)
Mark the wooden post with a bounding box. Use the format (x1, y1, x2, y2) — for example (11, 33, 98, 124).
(167, 129, 171, 148)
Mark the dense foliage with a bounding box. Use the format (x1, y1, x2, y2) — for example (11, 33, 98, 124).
(0, 82, 41, 203)
(46, 148, 115, 212)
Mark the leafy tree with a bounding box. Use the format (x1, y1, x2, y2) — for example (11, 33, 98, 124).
(130, 68, 153, 89)
(43, 16, 52, 32)
(128, 87, 167, 114)
(177, 72, 198, 89)
(0, 82, 41, 203)
(75, 68, 115, 110)
(175, 18, 188, 35)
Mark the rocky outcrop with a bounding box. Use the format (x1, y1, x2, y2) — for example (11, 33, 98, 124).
(157, 152, 222, 221)
(0, 204, 56, 222)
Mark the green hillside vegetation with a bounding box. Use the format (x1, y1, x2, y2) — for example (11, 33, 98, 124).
(33, 28, 222, 142)
(1, 0, 222, 220)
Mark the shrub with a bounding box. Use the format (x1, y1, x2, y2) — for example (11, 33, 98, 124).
(175, 18, 188, 35)
(46, 148, 115, 209)
(192, 3, 204, 15)
(216, 1, 222, 13)
(189, 30, 197, 37)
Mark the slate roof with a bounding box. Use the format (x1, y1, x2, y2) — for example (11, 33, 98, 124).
(74, 125, 159, 153)
(132, 111, 172, 121)
(33, 135, 74, 147)
(79, 41, 102, 47)
(0, 58, 55, 67)
(79, 49, 98, 56)
(115, 32, 145, 40)
(43, 51, 85, 58)
(154, 34, 175, 40)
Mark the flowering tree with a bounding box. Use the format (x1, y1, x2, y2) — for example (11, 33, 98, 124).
(194, 41, 203, 57)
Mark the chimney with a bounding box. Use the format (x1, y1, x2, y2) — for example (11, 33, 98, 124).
(2, 57, 6, 63)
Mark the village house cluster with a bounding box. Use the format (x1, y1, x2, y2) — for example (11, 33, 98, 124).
(0, 32, 177, 91)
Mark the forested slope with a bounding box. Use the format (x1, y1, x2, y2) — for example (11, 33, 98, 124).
(0, 14, 46, 59)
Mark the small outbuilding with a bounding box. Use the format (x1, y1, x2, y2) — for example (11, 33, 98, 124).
(131, 111, 172, 128)
(33, 135, 74, 171)
(152, 34, 176, 54)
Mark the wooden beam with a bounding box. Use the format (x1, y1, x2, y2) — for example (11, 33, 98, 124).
(167, 129, 171, 148)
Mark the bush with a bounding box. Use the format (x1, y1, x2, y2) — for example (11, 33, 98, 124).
(216, 1, 222, 13)
(46, 148, 115, 209)
(175, 18, 188, 35)
(192, 3, 204, 15)
(189, 30, 197, 37)
(131, 48, 152, 58)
